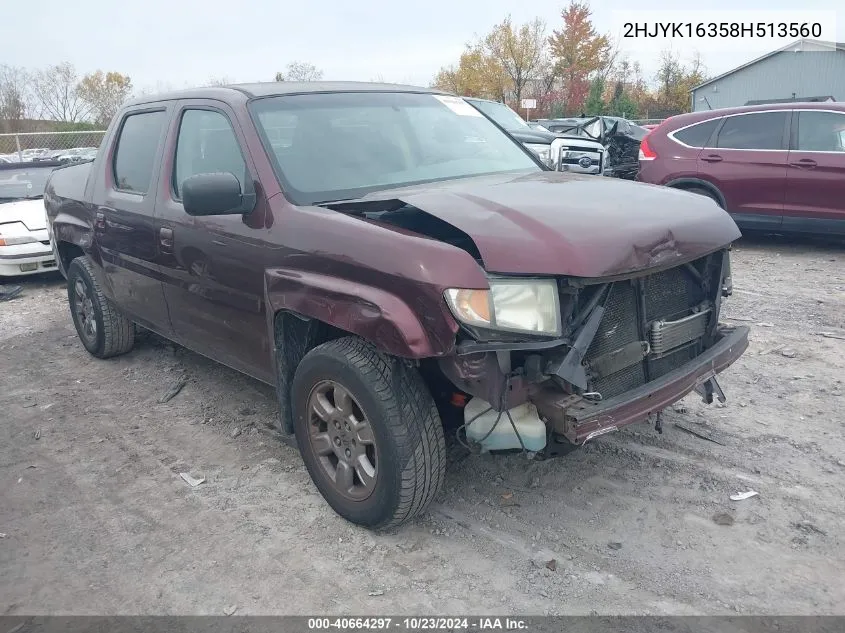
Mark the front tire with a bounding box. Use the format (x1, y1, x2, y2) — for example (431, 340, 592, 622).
(67, 256, 135, 358)
(291, 337, 445, 529)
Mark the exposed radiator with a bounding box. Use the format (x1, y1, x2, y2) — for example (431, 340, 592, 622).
(649, 308, 711, 357)
(583, 258, 712, 399)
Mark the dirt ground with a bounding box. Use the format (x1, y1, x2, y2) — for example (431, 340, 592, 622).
(1, 235, 844, 616)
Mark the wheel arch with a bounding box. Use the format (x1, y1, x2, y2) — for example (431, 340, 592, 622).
(265, 268, 459, 434)
(665, 177, 726, 209)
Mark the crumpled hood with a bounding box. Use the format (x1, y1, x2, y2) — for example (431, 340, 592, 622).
(0, 198, 47, 231)
(354, 171, 741, 278)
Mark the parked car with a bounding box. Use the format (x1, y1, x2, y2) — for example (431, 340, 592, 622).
(537, 116, 647, 180)
(45, 82, 747, 529)
(465, 98, 606, 175)
(0, 162, 61, 276)
(56, 147, 98, 164)
(637, 103, 845, 235)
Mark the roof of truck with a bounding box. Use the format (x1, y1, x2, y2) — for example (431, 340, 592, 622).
(126, 82, 448, 107)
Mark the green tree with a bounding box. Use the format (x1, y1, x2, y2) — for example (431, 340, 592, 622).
(584, 77, 606, 115)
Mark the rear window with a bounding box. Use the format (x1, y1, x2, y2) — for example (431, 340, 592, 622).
(673, 119, 720, 147)
(113, 111, 167, 194)
(715, 112, 787, 150)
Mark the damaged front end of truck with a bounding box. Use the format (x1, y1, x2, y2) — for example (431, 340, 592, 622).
(319, 172, 749, 455)
(438, 248, 748, 450)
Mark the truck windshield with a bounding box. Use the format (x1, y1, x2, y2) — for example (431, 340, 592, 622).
(467, 100, 530, 133)
(250, 92, 540, 205)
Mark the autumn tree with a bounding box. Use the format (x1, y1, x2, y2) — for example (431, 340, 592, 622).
(483, 17, 547, 103)
(0, 65, 30, 131)
(432, 44, 509, 101)
(77, 71, 133, 127)
(30, 63, 93, 122)
(275, 61, 323, 82)
(549, 1, 611, 115)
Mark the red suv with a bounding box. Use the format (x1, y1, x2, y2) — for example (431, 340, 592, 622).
(638, 103, 845, 235)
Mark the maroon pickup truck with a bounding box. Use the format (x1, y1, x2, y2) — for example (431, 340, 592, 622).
(45, 82, 748, 529)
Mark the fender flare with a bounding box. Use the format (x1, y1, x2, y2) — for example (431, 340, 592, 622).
(264, 267, 457, 360)
(665, 177, 726, 210)
(51, 212, 97, 275)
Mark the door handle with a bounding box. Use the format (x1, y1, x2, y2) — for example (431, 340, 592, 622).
(701, 154, 723, 163)
(159, 227, 174, 254)
(95, 211, 107, 232)
(789, 158, 817, 168)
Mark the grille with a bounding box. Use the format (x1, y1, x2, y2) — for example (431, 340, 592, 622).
(582, 261, 709, 400)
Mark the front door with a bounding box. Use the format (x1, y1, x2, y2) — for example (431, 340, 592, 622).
(92, 106, 173, 332)
(697, 110, 790, 231)
(154, 102, 273, 383)
(784, 109, 845, 234)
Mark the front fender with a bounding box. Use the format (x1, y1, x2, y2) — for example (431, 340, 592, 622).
(265, 267, 459, 359)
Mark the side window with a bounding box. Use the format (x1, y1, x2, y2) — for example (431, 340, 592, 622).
(673, 118, 720, 147)
(173, 109, 247, 199)
(715, 112, 787, 150)
(113, 111, 166, 193)
(796, 111, 845, 152)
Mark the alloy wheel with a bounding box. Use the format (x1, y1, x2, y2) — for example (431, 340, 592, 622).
(306, 380, 378, 501)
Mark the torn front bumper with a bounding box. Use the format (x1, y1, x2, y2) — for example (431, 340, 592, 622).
(531, 325, 749, 445)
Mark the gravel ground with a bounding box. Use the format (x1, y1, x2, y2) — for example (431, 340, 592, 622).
(1, 235, 844, 616)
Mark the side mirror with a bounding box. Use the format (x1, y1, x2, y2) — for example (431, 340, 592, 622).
(182, 172, 256, 216)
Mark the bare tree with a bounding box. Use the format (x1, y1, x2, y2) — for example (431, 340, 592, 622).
(206, 76, 234, 87)
(31, 62, 91, 122)
(0, 65, 31, 131)
(275, 61, 323, 82)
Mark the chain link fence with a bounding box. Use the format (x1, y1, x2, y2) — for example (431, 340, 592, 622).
(0, 130, 106, 164)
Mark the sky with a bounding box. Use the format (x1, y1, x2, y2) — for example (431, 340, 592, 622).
(3, 0, 842, 93)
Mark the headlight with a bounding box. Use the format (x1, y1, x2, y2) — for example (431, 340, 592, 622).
(0, 222, 37, 246)
(524, 143, 552, 167)
(445, 279, 561, 336)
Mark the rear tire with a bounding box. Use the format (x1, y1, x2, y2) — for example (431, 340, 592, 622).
(67, 256, 135, 358)
(291, 336, 445, 529)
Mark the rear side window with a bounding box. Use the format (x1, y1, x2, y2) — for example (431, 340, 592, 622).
(672, 119, 720, 147)
(796, 111, 845, 152)
(715, 112, 787, 150)
(113, 111, 166, 193)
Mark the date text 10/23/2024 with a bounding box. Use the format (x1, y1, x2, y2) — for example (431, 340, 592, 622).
(307, 617, 529, 630)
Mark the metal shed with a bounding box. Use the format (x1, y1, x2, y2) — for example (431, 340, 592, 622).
(690, 39, 845, 112)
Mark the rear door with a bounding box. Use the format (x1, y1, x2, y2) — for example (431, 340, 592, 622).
(91, 105, 174, 332)
(697, 110, 790, 230)
(153, 100, 274, 383)
(784, 109, 845, 234)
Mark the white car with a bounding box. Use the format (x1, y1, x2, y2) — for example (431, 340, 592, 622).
(0, 165, 58, 277)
